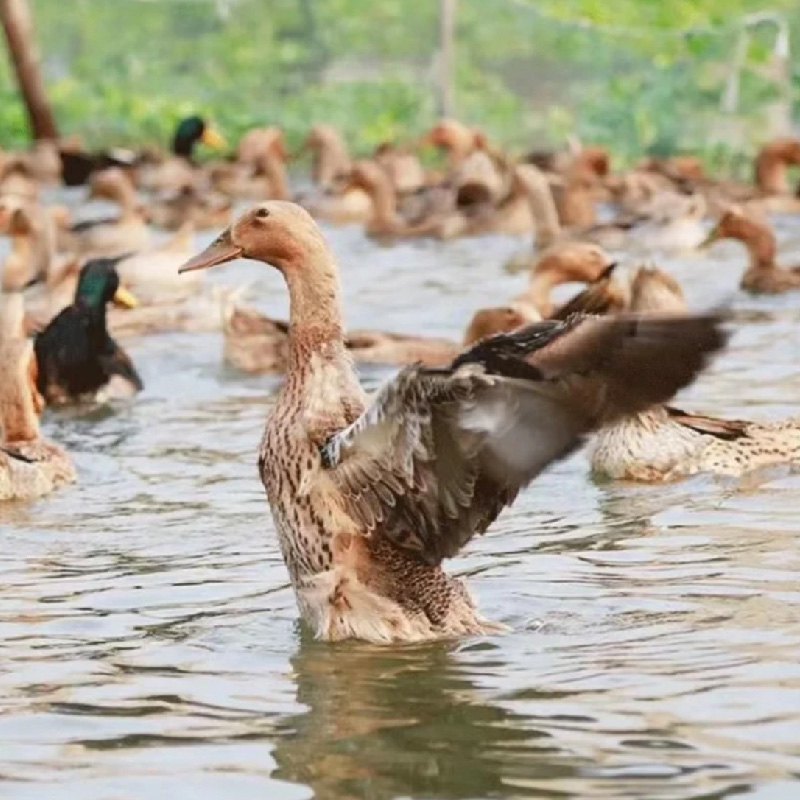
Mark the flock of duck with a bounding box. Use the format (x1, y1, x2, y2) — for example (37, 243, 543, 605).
(1, 115, 800, 643)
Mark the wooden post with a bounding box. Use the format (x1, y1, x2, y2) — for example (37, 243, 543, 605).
(0, 0, 58, 140)
(438, 0, 456, 117)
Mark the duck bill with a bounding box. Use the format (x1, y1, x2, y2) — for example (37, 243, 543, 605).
(113, 286, 139, 309)
(178, 231, 242, 273)
(201, 126, 227, 150)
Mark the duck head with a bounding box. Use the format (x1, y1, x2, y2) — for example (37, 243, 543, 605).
(629, 266, 687, 313)
(75, 258, 139, 310)
(179, 202, 329, 275)
(172, 116, 227, 158)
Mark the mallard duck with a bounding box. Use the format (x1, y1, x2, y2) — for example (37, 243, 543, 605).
(177, 201, 724, 643)
(135, 115, 227, 193)
(701, 206, 800, 293)
(34, 259, 143, 404)
(590, 265, 800, 481)
(57, 134, 138, 187)
(0, 295, 75, 500)
(66, 168, 150, 257)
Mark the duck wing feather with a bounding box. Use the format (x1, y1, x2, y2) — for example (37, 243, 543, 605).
(320, 312, 726, 565)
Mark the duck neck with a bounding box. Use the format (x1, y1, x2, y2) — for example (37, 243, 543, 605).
(525, 270, 560, 316)
(365, 176, 401, 229)
(262, 156, 290, 201)
(283, 248, 348, 374)
(3, 234, 33, 290)
(755, 152, 788, 195)
(522, 176, 562, 248)
(0, 343, 40, 443)
(736, 220, 777, 271)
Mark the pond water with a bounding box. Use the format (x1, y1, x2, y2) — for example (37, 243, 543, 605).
(1, 208, 799, 800)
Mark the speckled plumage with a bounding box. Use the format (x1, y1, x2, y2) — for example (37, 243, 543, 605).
(179, 201, 726, 643)
(589, 266, 800, 481)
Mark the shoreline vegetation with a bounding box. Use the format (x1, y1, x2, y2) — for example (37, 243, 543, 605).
(0, 0, 797, 176)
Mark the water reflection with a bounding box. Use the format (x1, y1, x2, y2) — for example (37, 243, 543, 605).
(273, 635, 574, 800)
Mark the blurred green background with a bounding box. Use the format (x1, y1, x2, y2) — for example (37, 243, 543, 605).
(2, 0, 799, 173)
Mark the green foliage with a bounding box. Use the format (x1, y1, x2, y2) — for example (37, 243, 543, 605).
(0, 0, 796, 173)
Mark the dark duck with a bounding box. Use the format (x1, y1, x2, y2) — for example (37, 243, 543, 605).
(34, 259, 143, 404)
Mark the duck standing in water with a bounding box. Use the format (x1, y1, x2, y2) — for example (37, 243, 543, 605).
(179, 202, 725, 644)
(35, 259, 143, 404)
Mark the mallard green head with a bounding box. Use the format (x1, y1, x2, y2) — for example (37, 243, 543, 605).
(172, 116, 226, 158)
(75, 259, 138, 310)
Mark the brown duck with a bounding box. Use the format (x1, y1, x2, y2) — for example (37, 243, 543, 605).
(178, 201, 725, 643)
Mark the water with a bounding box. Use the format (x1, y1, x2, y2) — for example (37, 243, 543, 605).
(2, 214, 800, 800)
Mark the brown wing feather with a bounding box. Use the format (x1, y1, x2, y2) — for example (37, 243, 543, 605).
(323, 313, 726, 566)
(665, 406, 750, 440)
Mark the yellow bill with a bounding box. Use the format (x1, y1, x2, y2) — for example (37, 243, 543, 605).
(113, 286, 139, 309)
(201, 125, 227, 150)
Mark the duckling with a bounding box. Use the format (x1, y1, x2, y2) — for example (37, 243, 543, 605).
(0, 295, 75, 500)
(591, 265, 800, 481)
(34, 259, 143, 404)
(701, 206, 800, 293)
(136, 115, 227, 193)
(66, 168, 150, 257)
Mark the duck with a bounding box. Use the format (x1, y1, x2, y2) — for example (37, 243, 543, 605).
(57, 134, 139, 187)
(701, 206, 800, 293)
(220, 296, 460, 375)
(135, 115, 227, 193)
(462, 261, 624, 345)
(0, 198, 63, 291)
(0, 294, 75, 500)
(66, 168, 150, 257)
(591, 265, 800, 481)
(210, 127, 290, 200)
(34, 258, 143, 404)
(512, 241, 619, 318)
(147, 184, 233, 231)
(298, 124, 353, 190)
(177, 200, 725, 643)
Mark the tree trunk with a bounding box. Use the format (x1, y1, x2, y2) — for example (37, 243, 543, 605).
(0, 0, 58, 140)
(438, 0, 456, 117)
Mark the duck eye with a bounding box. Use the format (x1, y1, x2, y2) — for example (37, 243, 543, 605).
(255, 207, 270, 219)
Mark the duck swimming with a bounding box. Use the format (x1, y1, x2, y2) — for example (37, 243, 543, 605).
(178, 201, 725, 643)
(591, 266, 800, 481)
(35, 259, 143, 404)
(0, 295, 75, 500)
(701, 206, 800, 293)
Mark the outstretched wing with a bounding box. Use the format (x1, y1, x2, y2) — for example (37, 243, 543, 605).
(321, 313, 726, 565)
